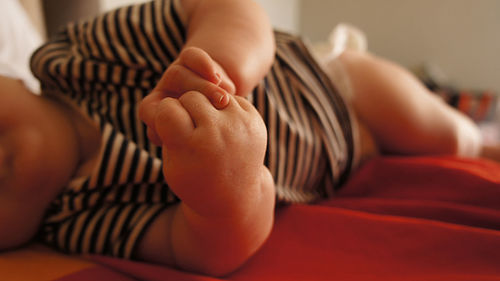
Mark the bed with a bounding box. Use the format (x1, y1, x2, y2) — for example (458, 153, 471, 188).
(1, 156, 500, 280)
(2, 1, 500, 280)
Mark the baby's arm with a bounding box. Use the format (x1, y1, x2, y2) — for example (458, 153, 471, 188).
(181, 0, 275, 97)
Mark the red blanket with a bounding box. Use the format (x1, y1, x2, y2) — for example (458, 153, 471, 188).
(3, 156, 500, 280)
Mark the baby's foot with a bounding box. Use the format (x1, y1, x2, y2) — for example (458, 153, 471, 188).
(155, 91, 268, 217)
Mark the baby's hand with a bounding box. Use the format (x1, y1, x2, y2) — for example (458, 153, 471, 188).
(154, 91, 267, 217)
(139, 47, 235, 145)
(158, 46, 235, 101)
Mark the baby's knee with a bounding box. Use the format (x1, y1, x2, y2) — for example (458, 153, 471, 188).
(427, 105, 482, 157)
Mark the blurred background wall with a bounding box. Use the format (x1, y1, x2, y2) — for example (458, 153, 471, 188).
(300, 0, 500, 92)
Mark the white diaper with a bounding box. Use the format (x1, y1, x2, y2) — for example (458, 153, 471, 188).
(310, 23, 368, 101)
(311, 23, 367, 63)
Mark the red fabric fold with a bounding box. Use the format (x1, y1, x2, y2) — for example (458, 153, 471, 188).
(89, 156, 500, 281)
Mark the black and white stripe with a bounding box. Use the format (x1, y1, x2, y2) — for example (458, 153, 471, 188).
(253, 31, 357, 202)
(32, 0, 357, 259)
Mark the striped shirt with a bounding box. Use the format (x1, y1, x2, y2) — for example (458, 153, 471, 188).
(31, 0, 358, 259)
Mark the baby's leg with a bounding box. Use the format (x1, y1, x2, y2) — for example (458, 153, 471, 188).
(137, 92, 275, 276)
(335, 50, 482, 158)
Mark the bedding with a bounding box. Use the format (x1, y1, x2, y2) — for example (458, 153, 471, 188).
(0, 0, 42, 94)
(2, 156, 500, 280)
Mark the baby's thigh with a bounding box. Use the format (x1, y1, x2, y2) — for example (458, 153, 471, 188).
(337, 50, 480, 156)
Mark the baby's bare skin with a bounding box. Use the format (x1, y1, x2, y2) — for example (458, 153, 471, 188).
(157, 92, 270, 217)
(0, 76, 93, 250)
(138, 47, 275, 276)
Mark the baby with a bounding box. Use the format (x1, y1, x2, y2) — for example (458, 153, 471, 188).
(0, 0, 497, 277)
